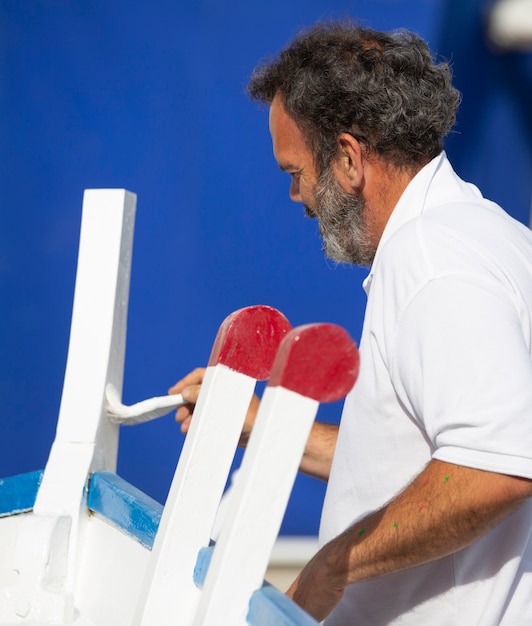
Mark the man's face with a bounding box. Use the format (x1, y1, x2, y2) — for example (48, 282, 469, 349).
(269, 95, 375, 266)
(269, 94, 320, 208)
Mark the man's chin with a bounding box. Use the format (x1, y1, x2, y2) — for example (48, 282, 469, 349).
(322, 240, 354, 265)
(322, 236, 375, 267)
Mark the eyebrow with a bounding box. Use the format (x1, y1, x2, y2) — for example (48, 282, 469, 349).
(278, 162, 299, 173)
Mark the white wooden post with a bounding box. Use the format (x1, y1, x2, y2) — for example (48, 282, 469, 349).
(193, 323, 360, 626)
(134, 305, 291, 626)
(24, 189, 136, 617)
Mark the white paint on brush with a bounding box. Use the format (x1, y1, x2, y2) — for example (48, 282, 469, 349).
(105, 383, 186, 425)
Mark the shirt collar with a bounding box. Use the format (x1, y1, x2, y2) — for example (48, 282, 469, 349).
(362, 152, 445, 293)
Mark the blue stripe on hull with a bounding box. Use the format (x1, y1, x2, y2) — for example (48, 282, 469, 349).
(0, 469, 317, 624)
(87, 470, 163, 549)
(0, 469, 44, 517)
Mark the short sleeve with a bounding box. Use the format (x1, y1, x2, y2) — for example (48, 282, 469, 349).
(391, 274, 532, 478)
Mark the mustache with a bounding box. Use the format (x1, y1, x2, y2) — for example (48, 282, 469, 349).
(303, 204, 317, 218)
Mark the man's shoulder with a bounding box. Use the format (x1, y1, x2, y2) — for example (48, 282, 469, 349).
(383, 198, 531, 267)
(370, 199, 532, 321)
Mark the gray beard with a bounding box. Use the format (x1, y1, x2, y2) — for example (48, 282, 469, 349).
(306, 168, 376, 266)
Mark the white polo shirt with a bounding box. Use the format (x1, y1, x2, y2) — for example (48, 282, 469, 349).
(320, 153, 532, 625)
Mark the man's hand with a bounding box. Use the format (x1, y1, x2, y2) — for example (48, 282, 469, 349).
(170, 368, 339, 477)
(287, 554, 344, 622)
(169, 367, 206, 434)
(169, 367, 260, 445)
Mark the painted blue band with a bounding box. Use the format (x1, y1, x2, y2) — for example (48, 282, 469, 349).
(87, 470, 163, 549)
(0, 469, 44, 517)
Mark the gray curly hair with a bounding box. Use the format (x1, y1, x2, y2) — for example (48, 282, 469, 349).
(248, 22, 461, 173)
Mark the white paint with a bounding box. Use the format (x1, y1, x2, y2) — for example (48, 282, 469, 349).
(193, 385, 319, 626)
(0, 507, 151, 626)
(0, 187, 328, 624)
(38, 189, 136, 464)
(105, 383, 185, 424)
(74, 512, 150, 626)
(0, 513, 73, 624)
(134, 364, 257, 626)
(12, 189, 137, 622)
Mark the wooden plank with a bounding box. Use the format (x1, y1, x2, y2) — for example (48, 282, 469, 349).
(25, 189, 137, 620)
(193, 546, 318, 625)
(35, 189, 137, 517)
(134, 305, 291, 626)
(87, 470, 163, 549)
(193, 323, 359, 626)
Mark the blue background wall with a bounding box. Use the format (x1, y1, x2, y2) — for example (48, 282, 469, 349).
(1, 0, 531, 535)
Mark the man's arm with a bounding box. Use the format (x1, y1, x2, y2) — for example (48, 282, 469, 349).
(299, 421, 338, 481)
(287, 459, 532, 622)
(169, 368, 338, 480)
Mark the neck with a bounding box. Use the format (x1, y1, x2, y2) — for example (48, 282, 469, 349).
(362, 159, 424, 250)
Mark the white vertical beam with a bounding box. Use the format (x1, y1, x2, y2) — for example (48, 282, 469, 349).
(193, 323, 360, 626)
(59, 190, 134, 454)
(196, 385, 318, 626)
(134, 305, 291, 626)
(135, 365, 256, 626)
(33, 189, 136, 597)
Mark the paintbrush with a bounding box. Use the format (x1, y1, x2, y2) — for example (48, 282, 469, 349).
(105, 383, 186, 425)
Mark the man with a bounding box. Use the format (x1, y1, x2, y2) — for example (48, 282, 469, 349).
(171, 22, 532, 624)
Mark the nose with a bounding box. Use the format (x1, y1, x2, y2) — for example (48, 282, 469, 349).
(289, 176, 302, 202)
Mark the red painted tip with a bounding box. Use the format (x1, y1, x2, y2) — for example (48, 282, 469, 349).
(208, 305, 292, 380)
(268, 323, 359, 402)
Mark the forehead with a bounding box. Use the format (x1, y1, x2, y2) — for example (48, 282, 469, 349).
(268, 95, 314, 171)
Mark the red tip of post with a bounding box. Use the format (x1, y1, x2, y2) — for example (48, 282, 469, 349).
(268, 323, 359, 402)
(207, 305, 292, 380)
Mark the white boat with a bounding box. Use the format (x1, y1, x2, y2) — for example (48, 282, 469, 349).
(0, 190, 359, 625)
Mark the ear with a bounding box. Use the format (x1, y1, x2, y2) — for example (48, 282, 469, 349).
(333, 133, 365, 191)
